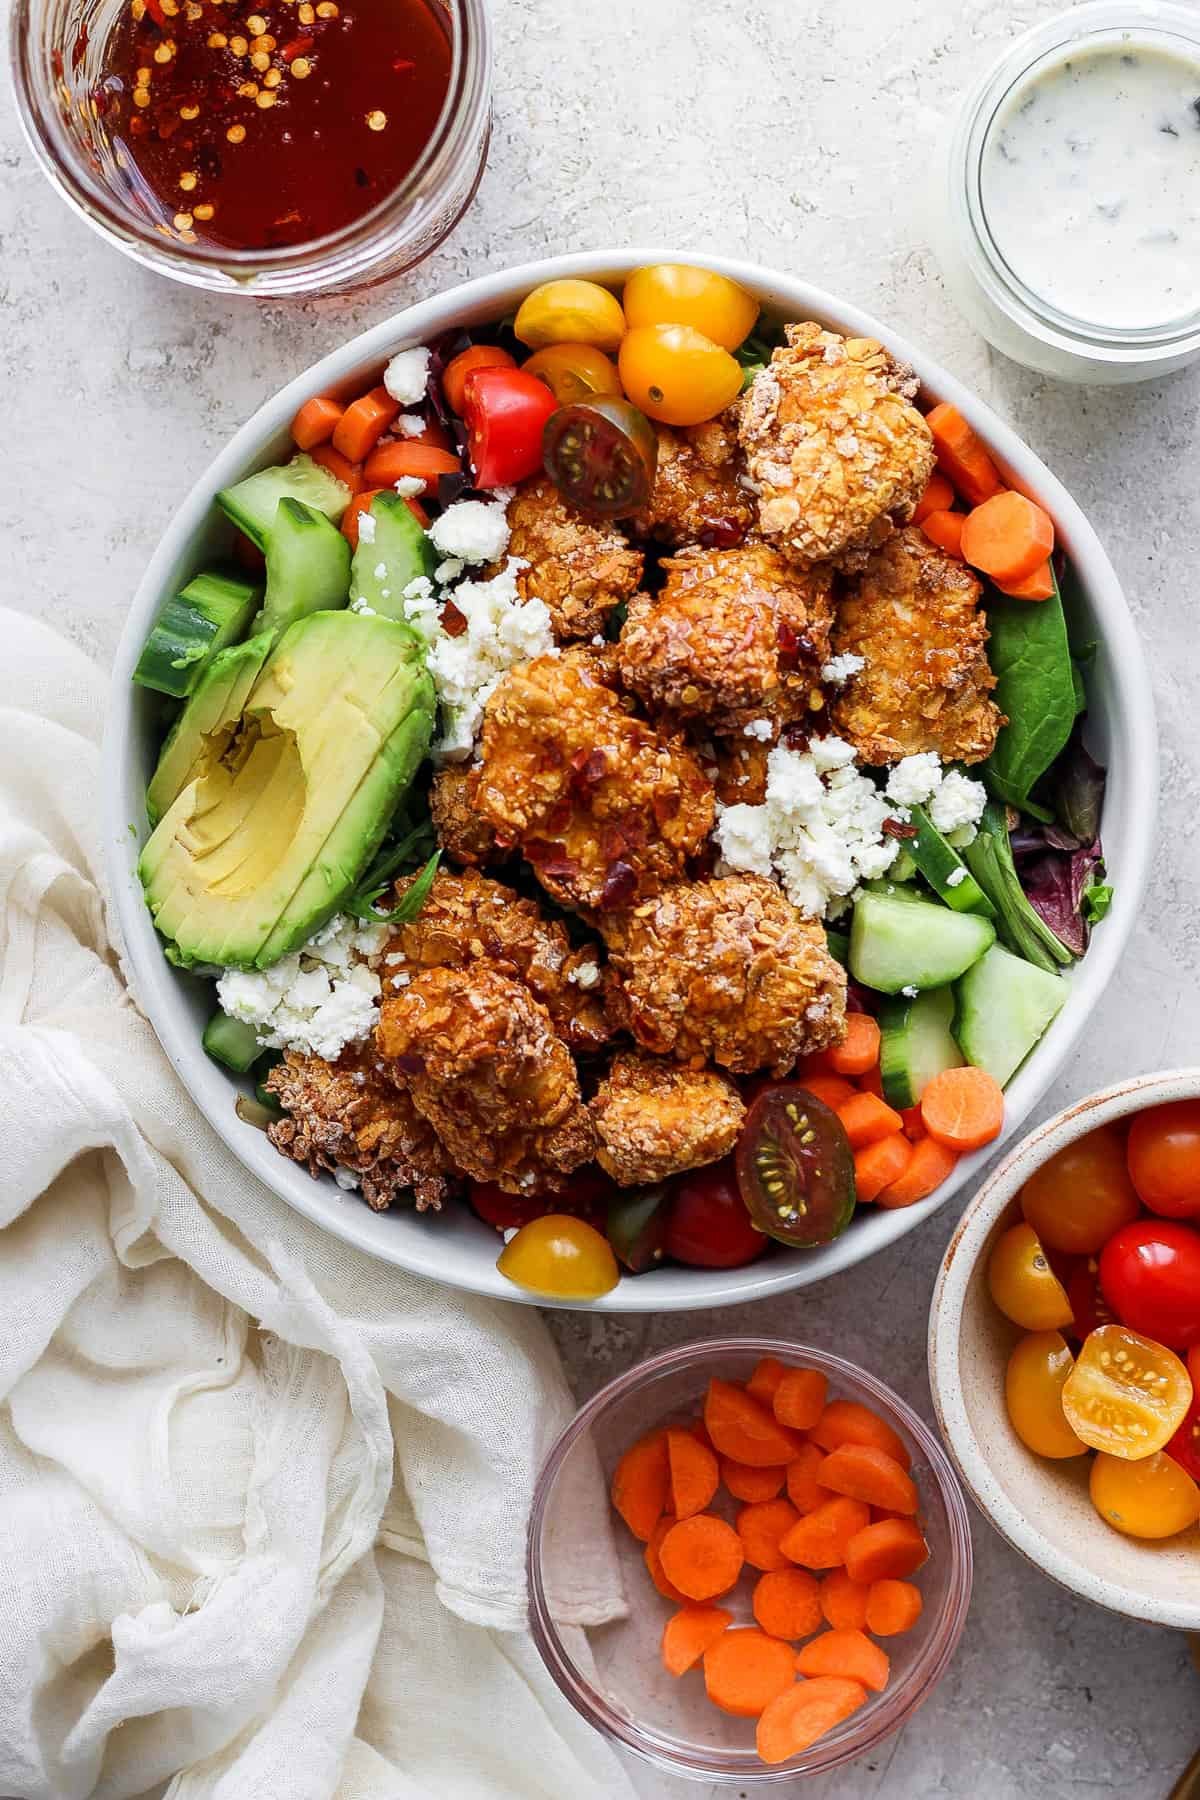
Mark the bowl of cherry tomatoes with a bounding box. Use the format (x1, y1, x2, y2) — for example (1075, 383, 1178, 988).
(929, 1069, 1200, 1628)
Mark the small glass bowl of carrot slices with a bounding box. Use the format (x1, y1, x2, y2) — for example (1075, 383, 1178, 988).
(527, 1338, 972, 1781)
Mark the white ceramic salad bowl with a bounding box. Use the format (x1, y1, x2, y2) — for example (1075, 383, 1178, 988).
(101, 248, 1157, 1312)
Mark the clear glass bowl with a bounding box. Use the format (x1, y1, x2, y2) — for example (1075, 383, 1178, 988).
(9, 0, 491, 296)
(527, 1338, 973, 1785)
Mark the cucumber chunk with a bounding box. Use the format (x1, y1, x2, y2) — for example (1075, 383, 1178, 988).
(849, 891, 995, 994)
(202, 1010, 261, 1072)
(953, 945, 1066, 1087)
(254, 497, 352, 639)
(133, 571, 261, 698)
(349, 491, 438, 621)
(217, 453, 351, 549)
(907, 804, 995, 917)
(878, 986, 965, 1109)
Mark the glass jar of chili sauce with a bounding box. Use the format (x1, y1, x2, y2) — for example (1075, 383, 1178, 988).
(11, 0, 491, 294)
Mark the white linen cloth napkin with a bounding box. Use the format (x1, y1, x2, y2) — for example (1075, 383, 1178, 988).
(0, 608, 634, 1800)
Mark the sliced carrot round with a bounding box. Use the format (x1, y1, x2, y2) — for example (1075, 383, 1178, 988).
(704, 1376, 803, 1467)
(756, 1676, 867, 1765)
(877, 1134, 959, 1208)
(290, 394, 344, 451)
(737, 1498, 801, 1572)
(610, 1427, 668, 1542)
(658, 1513, 745, 1601)
(785, 1441, 829, 1515)
(920, 1065, 1005, 1152)
(866, 1578, 924, 1637)
(819, 1566, 871, 1631)
(796, 1626, 890, 1693)
(773, 1366, 829, 1431)
(810, 1399, 911, 1468)
(827, 1013, 881, 1076)
(667, 1426, 720, 1520)
(777, 1496, 870, 1570)
(661, 1605, 732, 1676)
(721, 1458, 786, 1504)
(912, 470, 954, 524)
(362, 441, 462, 495)
(703, 1627, 798, 1718)
(843, 1517, 929, 1586)
(644, 1516, 689, 1603)
(920, 509, 965, 558)
(753, 1568, 823, 1640)
(746, 1356, 790, 1407)
(815, 1443, 919, 1515)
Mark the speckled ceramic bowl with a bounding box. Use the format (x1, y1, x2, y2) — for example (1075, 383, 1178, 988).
(929, 1069, 1200, 1630)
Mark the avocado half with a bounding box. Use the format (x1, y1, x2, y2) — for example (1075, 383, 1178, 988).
(139, 609, 434, 970)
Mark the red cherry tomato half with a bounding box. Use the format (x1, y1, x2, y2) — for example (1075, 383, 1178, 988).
(663, 1157, 769, 1269)
(1098, 1219, 1200, 1349)
(461, 367, 559, 488)
(1166, 1390, 1200, 1482)
(1127, 1099, 1200, 1219)
(469, 1169, 612, 1235)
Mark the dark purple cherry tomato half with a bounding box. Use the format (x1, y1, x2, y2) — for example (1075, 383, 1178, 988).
(663, 1157, 768, 1269)
(736, 1085, 856, 1250)
(543, 396, 658, 518)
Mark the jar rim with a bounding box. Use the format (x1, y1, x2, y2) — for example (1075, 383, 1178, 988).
(950, 0, 1200, 361)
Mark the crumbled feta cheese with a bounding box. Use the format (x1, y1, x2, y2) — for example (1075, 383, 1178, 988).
(356, 511, 376, 546)
(382, 346, 430, 406)
(900, 984, 918, 998)
(373, 562, 387, 580)
(435, 558, 465, 585)
(886, 753, 942, 807)
(215, 914, 386, 1062)
(808, 736, 858, 775)
(929, 769, 987, 835)
(349, 597, 377, 616)
(400, 576, 439, 643)
(502, 1227, 519, 1244)
(945, 866, 968, 889)
(428, 497, 511, 566)
(395, 412, 426, 438)
(743, 718, 774, 742)
(388, 476, 423, 500)
(427, 561, 556, 760)
(591, 634, 606, 648)
(821, 652, 865, 687)
(569, 961, 601, 989)
(391, 973, 410, 989)
(334, 1166, 361, 1191)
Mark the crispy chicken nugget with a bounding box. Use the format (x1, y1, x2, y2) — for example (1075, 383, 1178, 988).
(739, 323, 935, 569)
(589, 1050, 746, 1187)
(383, 867, 610, 1053)
(429, 764, 509, 868)
(471, 647, 714, 914)
(603, 874, 847, 1076)
(505, 473, 644, 642)
(617, 542, 833, 735)
(831, 526, 1005, 765)
(631, 413, 755, 548)
(377, 965, 596, 1194)
(707, 736, 771, 806)
(266, 1046, 453, 1212)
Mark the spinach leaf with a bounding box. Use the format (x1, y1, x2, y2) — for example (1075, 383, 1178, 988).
(347, 850, 442, 925)
(963, 802, 1074, 972)
(1083, 882, 1114, 925)
(982, 570, 1077, 813)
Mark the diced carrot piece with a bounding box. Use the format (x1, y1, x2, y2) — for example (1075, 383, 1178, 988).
(309, 441, 365, 495)
(661, 1605, 732, 1676)
(844, 1518, 929, 1585)
(920, 509, 965, 557)
(819, 1566, 871, 1631)
(900, 1105, 927, 1142)
(854, 1133, 913, 1202)
(798, 1073, 857, 1111)
(703, 1628, 798, 1718)
(866, 1579, 924, 1636)
(773, 1367, 829, 1431)
(827, 1014, 881, 1077)
(722, 1458, 786, 1503)
(290, 394, 344, 451)
(960, 490, 1055, 586)
(362, 440, 462, 495)
(815, 1444, 919, 1515)
(746, 1356, 790, 1407)
(837, 1091, 905, 1150)
(756, 1677, 867, 1764)
(877, 1134, 959, 1208)
(778, 1497, 870, 1570)
(659, 1513, 746, 1600)
(667, 1427, 720, 1520)
(926, 402, 1004, 506)
(753, 1568, 823, 1640)
(785, 1442, 829, 1514)
(644, 1517, 689, 1603)
(704, 1377, 803, 1467)
(912, 470, 955, 523)
(340, 489, 387, 549)
(443, 343, 516, 415)
(737, 1498, 801, 1572)
(610, 1427, 669, 1541)
(332, 384, 401, 462)
(995, 558, 1055, 601)
(797, 1627, 890, 1693)
(920, 1065, 1004, 1152)
(810, 1400, 911, 1469)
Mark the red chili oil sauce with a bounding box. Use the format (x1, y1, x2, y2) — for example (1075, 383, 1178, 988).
(93, 0, 452, 251)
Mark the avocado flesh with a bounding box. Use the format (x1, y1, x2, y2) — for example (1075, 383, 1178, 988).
(145, 633, 274, 827)
(139, 610, 434, 969)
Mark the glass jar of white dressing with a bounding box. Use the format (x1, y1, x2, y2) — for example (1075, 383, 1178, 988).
(935, 1, 1200, 384)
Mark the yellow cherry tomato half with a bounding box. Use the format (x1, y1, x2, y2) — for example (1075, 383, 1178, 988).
(618, 324, 744, 428)
(514, 280, 626, 353)
(1089, 1449, 1200, 1538)
(496, 1213, 620, 1300)
(1005, 1331, 1087, 1459)
(1061, 1323, 1193, 1459)
(622, 263, 759, 352)
(987, 1221, 1074, 1331)
(1019, 1124, 1141, 1256)
(521, 342, 623, 406)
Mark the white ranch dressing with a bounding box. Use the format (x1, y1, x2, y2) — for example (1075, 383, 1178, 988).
(980, 40, 1200, 331)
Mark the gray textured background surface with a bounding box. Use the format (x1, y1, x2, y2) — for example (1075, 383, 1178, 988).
(4, 0, 1199, 1792)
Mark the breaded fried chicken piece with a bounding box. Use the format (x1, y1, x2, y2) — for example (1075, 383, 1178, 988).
(708, 736, 770, 806)
(617, 542, 833, 735)
(603, 873, 846, 1076)
(505, 473, 643, 642)
(377, 966, 596, 1193)
(383, 867, 609, 1052)
(831, 526, 1004, 765)
(739, 324, 935, 569)
(470, 647, 714, 914)
(265, 1046, 453, 1212)
(631, 413, 755, 549)
(430, 763, 509, 868)
(590, 1051, 745, 1187)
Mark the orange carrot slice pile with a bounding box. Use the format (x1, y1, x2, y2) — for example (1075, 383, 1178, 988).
(659, 1514, 746, 1601)
(703, 1627, 798, 1717)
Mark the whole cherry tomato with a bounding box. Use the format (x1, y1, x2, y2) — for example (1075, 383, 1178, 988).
(1004, 1331, 1086, 1459)
(618, 324, 744, 427)
(1127, 1099, 1200, 1219)
(622, 264, 759, 351)
(1062, 1324, 1193, 1458)
(514, 279, 626, 352)
(469, 1169, 612, 1235)
(496, 1214, 620, 1300)
(664, 1157, 769, 1269)
(986, 1222, 1073, 1332)
(1089, 1449, 1200, 1539)
(1099, 1219, 1200, 1348)
(1019, 1124, 1140, 1254)
(462, 367, 559, 488)
(522, 343, 622, 406)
